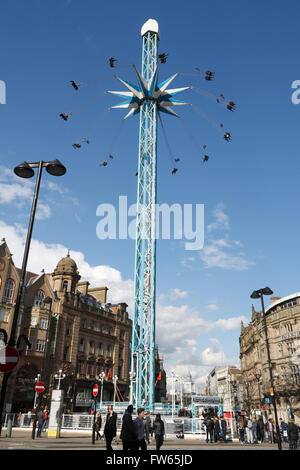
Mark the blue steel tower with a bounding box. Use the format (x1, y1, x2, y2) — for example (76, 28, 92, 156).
(107, 19, 189, 409)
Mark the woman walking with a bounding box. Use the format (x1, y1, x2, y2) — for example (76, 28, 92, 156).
(238, 417, 245, 445)
(153, 414, 165, 451)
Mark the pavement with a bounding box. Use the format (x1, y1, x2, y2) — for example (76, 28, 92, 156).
(0, 429, 291, 450)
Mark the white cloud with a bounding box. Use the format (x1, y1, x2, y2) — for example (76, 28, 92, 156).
(0, 220, 134, 307)
(207, 303, 219, 311)
(200, 238, 254, 271)
(207, 202, 230, 232)
(168, 288, 188, 301)
(36, 203, 52, 220)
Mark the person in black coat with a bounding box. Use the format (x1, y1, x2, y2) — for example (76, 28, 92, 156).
(153, 414, 165, 451)
(221, 417, 227, 442)
(104, 405, 117, 451)
(94, 411, 102, 440)
(205, 417, 214, 443)
(120, 405, 137, 451)
(287, 419, 299, 450)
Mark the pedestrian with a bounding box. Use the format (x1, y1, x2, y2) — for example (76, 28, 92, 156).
(42, 407, 48, 432)
(238, 417, 245, 444)
(267, 418, 274, 443)
(287, 418, 299, 450)
(120, 405, 137, 451)
(94, 411, 102, 441)
(133, 408, 149, 451)
(145, 410, 153, 438)
(36, 407, 45, 437)
(214, 416, 221, 443)
(17, 411, 22, 427)
(280, 418, 288, 443)
(103, 405, 117, 451)
(205, 416, 214, 443)
(221, 417, 227, 442)
(245, 415, 253, 444)
(252, 417, 257, 443)
(256, 415, 264, 443)
(153, 414, 165, 451)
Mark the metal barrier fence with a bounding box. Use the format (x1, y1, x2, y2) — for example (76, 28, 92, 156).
(3, 413, 236, 439)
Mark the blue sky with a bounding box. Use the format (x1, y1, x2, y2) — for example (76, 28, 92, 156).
(1, 0, 300, 386)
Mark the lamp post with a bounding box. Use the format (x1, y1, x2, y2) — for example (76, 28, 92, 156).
(112, 376, 118, 407)
(254, 374, 263, 415)
(250, 287, 282, 450)
(129, 370, 136, 406)
(34, 374, 41, 409)
(99, 371, 106, 410)
(40, 297, 52, 381)
(0, 159, 66, 436)
(54, 369, 66, 390)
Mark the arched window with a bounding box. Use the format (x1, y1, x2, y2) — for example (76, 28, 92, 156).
(3, 279, 15, 304)
(33, 290, 45, 307)
(62, 280, 68, 291)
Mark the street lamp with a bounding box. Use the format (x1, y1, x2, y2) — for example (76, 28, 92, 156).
(54, 369, 66, 390)
(98, 371, 106, 410)
(40, 297, 53, 381)
(250, 287, 282, 450)
(129, 370, 136, 406)
(112, 375, 118, 407)
(0, 159, 66, 436)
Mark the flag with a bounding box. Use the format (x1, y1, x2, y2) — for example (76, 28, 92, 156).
(155, 371, 162, 386)
(106, 369, 111, 381)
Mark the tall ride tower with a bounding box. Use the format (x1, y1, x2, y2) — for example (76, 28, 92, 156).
(108, 19, 189, 409)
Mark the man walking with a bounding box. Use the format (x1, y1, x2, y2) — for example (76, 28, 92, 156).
(287, 418, 299, 450)
(221, 417, 227, 442)
(36, 407, 45, 437)
(256, 415, 264, 443)
(120, 405, 137, 451)
(205, 416, 214, 443)
(280, 418, 288, 443)
(153, 414, 165, 451)
(134, 408, 149, 451)
(104, 405, 117, 451)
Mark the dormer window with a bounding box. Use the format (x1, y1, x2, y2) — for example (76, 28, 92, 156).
(33, 290, 45, 307)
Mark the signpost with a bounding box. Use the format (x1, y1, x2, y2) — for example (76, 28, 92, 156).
(35, 382, 45, 394)
(0, 347, 19, 373)
(92, 384, 98, 444)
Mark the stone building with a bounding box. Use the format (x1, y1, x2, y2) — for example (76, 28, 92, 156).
(240, 294, 300, 423)
(205, 365, 243, 418)
(0, 239, 132, 412)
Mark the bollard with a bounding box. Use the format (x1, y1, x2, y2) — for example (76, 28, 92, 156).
(6, 418, 12, 438)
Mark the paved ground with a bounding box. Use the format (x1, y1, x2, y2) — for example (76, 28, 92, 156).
(0, 429, 291, 450)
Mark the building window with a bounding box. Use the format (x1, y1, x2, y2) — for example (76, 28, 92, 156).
(33, 290, 45, 307)
(0, 307, 9, 323)
(80, 318, 87, 328)
(36, 340, 46, 352)
(3, 279, 15, 304)
(87, 363, 93, 376)
(107, 344, 112, 358)
(119, 347, 123, 360)
(107, 327, 112, 336)
(98, 343, 103, 355)
(39, 317, 48, 330)
(66, 321, 72, 336)
(90, 321, 95, 330)
(79, 338, 85, 352)
(31, 316, 38, 328)
(120, 330, 124, 340)
(89, 341, 94, 354)
(63, 346, 70, 361)
(78, 360, 84, 375)
(62, 280, 68, 291)
(118, 365, 122, 379)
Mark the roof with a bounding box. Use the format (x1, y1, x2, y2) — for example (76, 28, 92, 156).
(16, 268, 39, 287)
(265, 292, 300, 314)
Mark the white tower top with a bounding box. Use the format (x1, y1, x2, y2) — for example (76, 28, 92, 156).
(141, 18, 160, 39)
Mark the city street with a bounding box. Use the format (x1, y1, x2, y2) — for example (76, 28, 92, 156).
(0, 429, 292, 451)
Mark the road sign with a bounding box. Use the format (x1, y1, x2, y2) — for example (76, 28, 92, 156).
(92, 384, 99, 397)
(265, 398, 270, 404)
(0, 346, 19, 373)
(35, 382, 45, 393)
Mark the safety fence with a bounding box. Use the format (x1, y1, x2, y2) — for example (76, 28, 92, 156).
(2, 413, 236, 439)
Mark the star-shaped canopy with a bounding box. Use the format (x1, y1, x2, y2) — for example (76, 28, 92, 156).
(107, 66, 190, 119)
